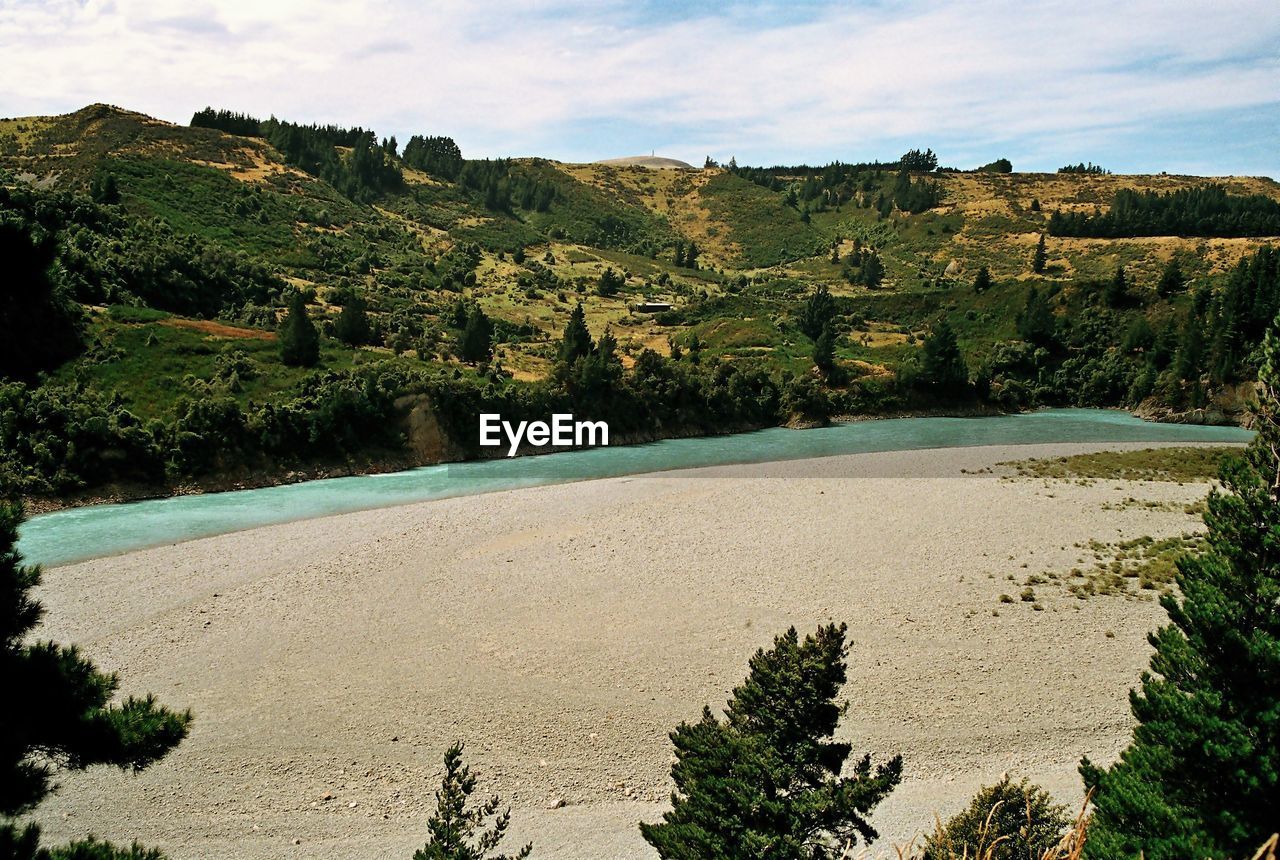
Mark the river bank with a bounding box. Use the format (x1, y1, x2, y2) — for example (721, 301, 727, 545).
(30, 440, 1231, 858)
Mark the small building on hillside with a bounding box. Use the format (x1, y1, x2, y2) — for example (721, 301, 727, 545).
(633, 300, 673, 314)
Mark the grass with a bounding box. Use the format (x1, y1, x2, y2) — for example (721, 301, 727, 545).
(1003, 447, 1244, 484)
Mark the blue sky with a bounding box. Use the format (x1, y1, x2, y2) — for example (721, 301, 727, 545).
(2, 0, 1278, 176)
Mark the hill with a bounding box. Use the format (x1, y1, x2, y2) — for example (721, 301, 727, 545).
(594, 155, 697, 169)
(2, 103, 1279, 503)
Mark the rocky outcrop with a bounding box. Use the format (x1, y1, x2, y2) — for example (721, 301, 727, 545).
(1134, 381, 1259, 427)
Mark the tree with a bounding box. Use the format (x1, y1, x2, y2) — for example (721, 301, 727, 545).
(1031, 234, 1047, 274)
(1016, 287, 1056, 348)
(412, 742, 532, 860)
(973, 266, 992, 294)
(558, 302, 593, 366)
(640, 624, 902, 858)
(1157, 259, 1185, 298)
(597, 267, 624, 297)
(334, 295, 371, 346)
(1104, 266, 1130, 307)
(922, 776, 1070, 860)
(798, 285, 837, 341)
(685, 241, 700, 270)
(859, 252, 885, 289)
(89, 173, 120, 205)
(0, 503, 191, 856)
(0, 215, 84, 382)
(278, 291, 320, 367)
(1080, 313, 1280, 860)
(459, 307, 493, 363)
(917, 320, 969, 397)
(673, 242, 685, 268)
(813, 324, 836, 379)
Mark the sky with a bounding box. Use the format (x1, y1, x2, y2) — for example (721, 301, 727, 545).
(1, 0, 1278, 175)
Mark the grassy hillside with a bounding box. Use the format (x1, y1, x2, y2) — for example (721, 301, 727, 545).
(3, 103, 1279, 501)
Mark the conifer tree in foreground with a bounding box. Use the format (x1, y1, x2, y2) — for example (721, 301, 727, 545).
(278, 291, 320, 367)
(973, 265, 992, 294)
(0, 503, 191, 859)
(1080, 316, 1280, 859)
(640, 623, 903, 858)
(558, 302, 593, 367)
(413, 742, 532, 860)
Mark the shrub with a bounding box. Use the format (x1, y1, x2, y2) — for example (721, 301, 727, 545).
(922, 776, 1070, 860)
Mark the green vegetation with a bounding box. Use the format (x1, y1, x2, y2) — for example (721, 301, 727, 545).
(1080, 321, 1280, 859)
(922, 776, 1071, 860)
(412, 743, 531, 860)
(3, 103, 1280, 503)
(1050, 185, 1280, 238)
(640, 623, 903, 857)
(0, 503, 190, 858)
(1003, 446, 1242, 484)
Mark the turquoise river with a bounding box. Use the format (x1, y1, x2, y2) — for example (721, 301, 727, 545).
(17, 408, 1254, 567)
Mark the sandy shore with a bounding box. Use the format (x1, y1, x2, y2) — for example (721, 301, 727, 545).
(28, 442, 1225, 858)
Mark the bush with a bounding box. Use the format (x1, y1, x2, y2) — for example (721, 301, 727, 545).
(922, 776, 1070, 860)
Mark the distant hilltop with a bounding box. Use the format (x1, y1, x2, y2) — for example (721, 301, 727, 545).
(594, 155, 696, 169)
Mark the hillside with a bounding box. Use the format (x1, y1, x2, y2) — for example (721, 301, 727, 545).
(2, 103, 1279, 503)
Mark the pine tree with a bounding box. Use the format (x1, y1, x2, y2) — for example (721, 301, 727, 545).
(278, 291, 320, 367)
(1104, 266, 1130, 307)
(859, 252, 885, 289)
(1157, 259, 1185, 298)
(813, 324, 836, 378)
(558, 303, 593, 366)
(459, 307, 493, 363)
(1031, 234, 1047, 274)
(334, 295, 371, 346)
(596, 268, 624, 297)
(798, 285, 837, 341)
(918, 320, 969, 397)
(673, 242, 685, 268)
(0, 503, 191, 856)
(1081, 314, 1280, 860)
(686, 242, 699, 270)
(973, 266, 992, 294)
(413, 743, 532, 860)
(640, 624, 902, 858)
(1016, 287, 1056, 348)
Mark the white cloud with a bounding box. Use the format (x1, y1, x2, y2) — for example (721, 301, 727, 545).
(0, 0, 1276, 172)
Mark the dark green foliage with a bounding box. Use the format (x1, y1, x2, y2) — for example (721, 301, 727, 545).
(890, 168, 943, 214)
(917, 320, 969, 397)
(88, 173, 119, 205)
(798, 285, 836, 341)
(189, 107, 262, 137)
(1104, 266, 1131, 307)
(412, 742, 531, 860)
(1031, 234, 1047, 274)
(558, 303, 593, 366)
(973, 266, 992, 294)
(922, 776, 1070, 860)
(0, 382, 166, 494)
(0, 503, 189, 854)
(976, 158, 1012, 173)
(1050, 185, 1280, 238)
(1016, 287, 1056, 348)
(898, 148, 938, 171)
(1157, 259, 1185, 298)
(459, 307, 493, 364)
(403, 135, 464, 181)
(278, 292, 320, 368)
(1, 183, 282, 317)
(1058, 162, 1109, 175)
(597, 267, 624, 297)
(640, 624, 902, 858)
(813, 324, 836, 378)
(0, 214, 84, 381)
(1081, 316, 1280, 859)
(334, 295, 372, 346)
